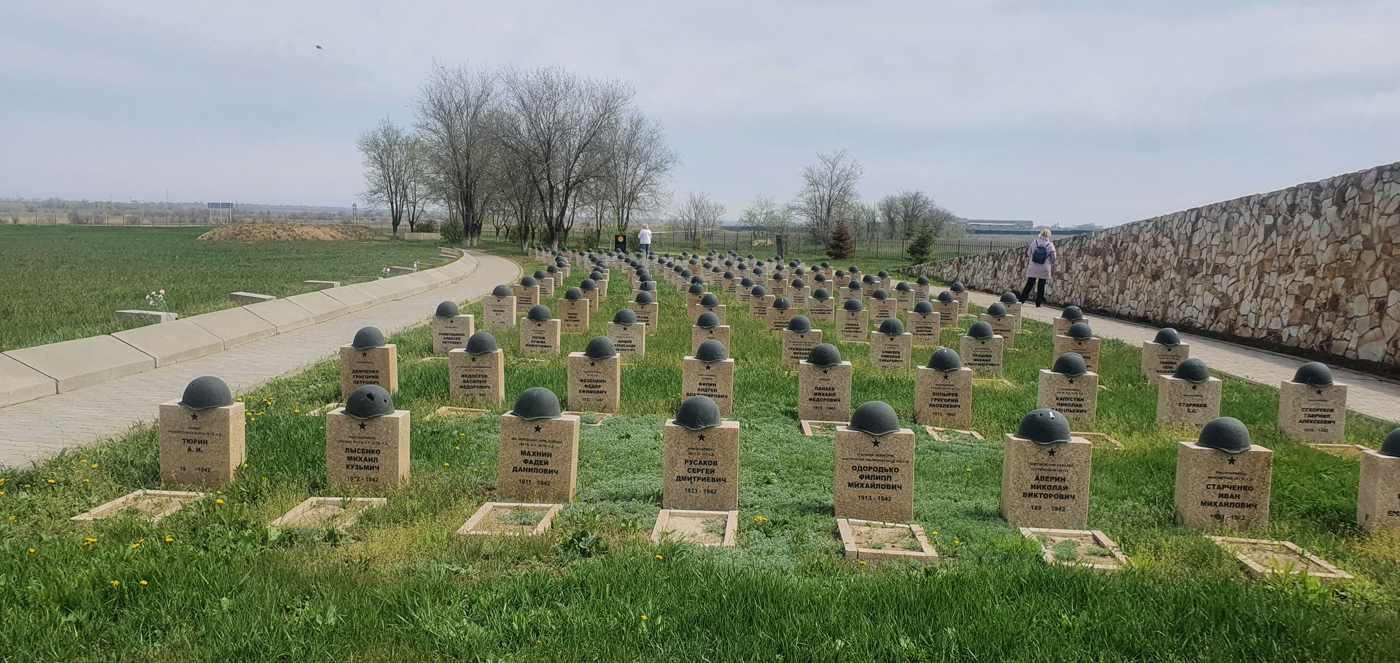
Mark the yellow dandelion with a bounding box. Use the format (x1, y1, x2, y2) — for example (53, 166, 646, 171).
(140, 580, 148, 586)
(754, 515, 768, 522)
(294, 409, 300, 414)
(216, 491, 222, 495)
(111, 580, 119, 587)
(91, 464, 98, 469)
(655, 554, 663, 560)
(931, 531, 938, 535)
(131, 543, 139, 549)
(28, 548, 35, 553)
(965, 468, 971, 472)
(473, 468, 478, 472)
(320, 427, 325, 430)
(165, 536, 173, 542)
(85, 537, 97, 543)
(216, 499, 225, 504)
(444, 463, 450, 467)
(83, 479, 89, 483)
(456, 446, 460, 450)
(641, 615, 647, 620)
(859, 561, 867, 566)
(47, 479, 55, 484)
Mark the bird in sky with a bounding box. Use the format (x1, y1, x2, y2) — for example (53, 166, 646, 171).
(315, 45, 323, 50)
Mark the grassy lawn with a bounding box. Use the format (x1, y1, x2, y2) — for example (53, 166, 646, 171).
(3, 243, 1398, 661)
(0, 226, 448, 352)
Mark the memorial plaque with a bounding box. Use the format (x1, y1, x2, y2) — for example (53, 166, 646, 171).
(498, 412, 582, 503)
(483, 295, 517, 330)
(627, 301, 660, 335)
(767, 305, 794, 332)
(894, 288, 914, 310)
(692, 324, 732, 355)
(159, 401, 244, 487)
(686, 292, 704, 317)
(737, 287, 752, 304)
(930, 299, 960, 327)
(520, 318, 562, 356)
(1156, 375, 1222, 429)
(432, 314, 476, 354)
(834, 426, 916, 522)
(1001, 434, 1093, 528)
(340, 344, 398, 396)
(537, 276, 555, 298)
(781, 329, 823, 369)
(1358, 449, 1400, 532)
(567, 352, 621, 413)
(448, 348, 505, 406)
(325, 408, 410, 489)
(1278, 381, 1347, 443)
(871, 298, 898, 321)
(557, 298, 591, 332)
(870, 331, 912, 369)
(959, 335, 1003, 375)
(1052, 335, 1100, 373)
(724, 277, 739, 294)
(836, 308, 869, 343)
(1036, 370, 1100, 426)
(768, 278, 788, 297)
(834, 274, 851, 289)
(907, 311, 941, 347)
(809, 297, 836, 322)
(798, 360, 852, 422)
(606, 321, 646, 356)
(1174, 442, 1273, 530)
(952, 290, 968, 308)
(511, 284, 540, 315)
(790, 286, 810, 307)
(914, 367, 973, 428)
(682, 357, 735, 415)
(662, 420, 741, 511)
(1142, 341, 1191, 385)
(751, 295, 775, 320)
(981, 314, 1018, 348)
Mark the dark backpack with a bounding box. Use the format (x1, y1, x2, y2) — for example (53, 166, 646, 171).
(1032, 244, 1048, 265)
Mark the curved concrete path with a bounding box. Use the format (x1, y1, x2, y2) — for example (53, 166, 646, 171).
(0, 252, 521, 468)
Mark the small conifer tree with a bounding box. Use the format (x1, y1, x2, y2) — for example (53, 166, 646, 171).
(826, 221, 855, 260)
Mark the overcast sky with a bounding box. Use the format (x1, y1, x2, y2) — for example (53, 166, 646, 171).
(2, 0, 1397, 226)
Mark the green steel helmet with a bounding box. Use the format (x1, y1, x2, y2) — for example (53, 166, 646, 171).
(873, 289, 888, 300)
(928, 348, 962, 371)
(580, 279, 597, 291)
(747, 254, 755, 259)
(848, 281, 862, 292)
(1061, 306, 1084, 320)
(916, 276, 929, 285)
(968, 321, 995, 339)
(792, 278, 806, 288)
(895, 282, 911, 292)
(724, 259, 734, 266)
(533, 270, 548, 280)
(794, 267, 806, 276)
(740, 277, 755, 288)
(807, 343, 842, 366)
(711, 266, 721, 273)
(691, 275, 705, 285)
(1154, 328, 1181, 346)
(435, 301, 460, 317)
(688, 283, 705, 295)
(850, 401, 901, 436)
(951, 282, 965, 292)
(834, 270, 846, 277)
(564, 287, 583, 301)
(465, 332, 498, 355)
(639, 281, 655, 291)
(696, 312, 720, 329)
(584, 336, 617, 359)
(1197, 417, 1251, 454)
(878, 317, 905, 336)
(674, 395, 723, 430)
(848, 266, 859, 273)
(635, 291, 654, 304)
(680, 269, 692, 278)
(1018, 409, 1072, 445)
(590, 271, 607, 281)
(1293, 362, 1334, 386)
(492, 285, 512, 298)
(877, 271, 889, 278)
(1052, 352, 1087, 376)
(913, 301, 934, 315)
(521, 276, 538, 287)
(345, 385, 395, 419)
(179, 375, 233, 410)
(773, 297, 791, 310)
(723, 271, 735, 279)
(695, 339, 728, 363)
(512, 387, 563, 421)
(1173, 358, 1211, 383)
(937, 291, 955, 302)
(813, 288, 831, 300)
(787, 315, 813, 333)
(1380, 429, 1400, 458)
(352, 326, 385, 349)
(547, 265, 559, 274)
(843, 298, 864, 312)
(791, 260, 800, 268)
(1001, 292, 1019, 304)
(815, 273, 827, 283)
(987, 303, 1008, 317)
(1067, 322, 1093, 341)
(700, 293, 719, 307)
(753, 267, 764, 276)
(862, 274, 877, 285)
(751, 285, 767, 297)
(527, 305, 553, 322)
(613, 308, 637, 325)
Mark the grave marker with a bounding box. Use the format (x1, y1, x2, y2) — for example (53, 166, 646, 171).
(1278, 363, 1347, 443)
(482, 286, 518, 330)
(835, 402, 915, 522)
(326, 386, 410, 489)
(448, 333, 505, 407)
(498, 389, 582, 503)
(1174, 418, 1272, 531)
(1001, 410, 1092, 528)
(915, 349, 973, 428)
(663, 397, 740, 511)
(159, 376, 244, 487)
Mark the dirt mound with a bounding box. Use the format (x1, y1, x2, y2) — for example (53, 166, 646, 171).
(197, 224, 386, 242)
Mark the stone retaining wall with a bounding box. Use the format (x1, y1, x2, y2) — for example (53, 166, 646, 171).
(913, 162, 1400, 367)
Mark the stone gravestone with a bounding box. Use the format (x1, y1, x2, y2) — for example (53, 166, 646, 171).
(557, 289, 591, 332)
(691, 312, 732, 355)
(1278, 363, 1347, 443)
(580, 280, 601, 313)
(950, 283, 968, 311)
(1174, 417, 1272, 531)
(980, 304, 1017, 349)
(737, 279, 754, 304)
(915, 349, 973, 428)
(808, 290, 836, 323)
(663, 396, 741, 511)
(789, 280, 810, 307)
(448, 333, 506, 407)
(870, 293, 898, 322)
(750, 289, 774, 320)
(930, 293, 960, 329)
(482, 286, 518, 330)
(159, 376, 244, 487)
(520, 305, 562, 357)
(835, 402, 916, 522)
(1053, 307, 1088, 336)
(1000, 294, 1024, 330)
(340, 327, 398, 397)
(959, 322, 1004, 375)
(869, 318, 913, 369)
(685, 284, 706, 317)
(431, 302, 475, 354)
(1156, 359, 1221, 429)
(606, 309, 646, 357)
(1358, 431, 1400, 532)
(894, 283, 915, 310)
(1036, 353, 1099, 426)
(1142, 328, 1191, 385)
(768, 276, 788, 297)
(836, 300, 869, 343)
(914, 278, 932, 302)
(628, 293, 660, 336)
(511, 278, 540, 317)
(326, 385, 410, 489)
(781, 317, 823, 369)
(567, 337, 621, 413)
(537, 274, 555, 298)
(907, 302, 941, 347)
(498, 388, 582, 503)
(1052, 323, 1100, 373)
(697, 295, 726, 325)
(683, 341, 735, 415)
(767, 298, 795, 332)
(1001, 410, 1092, 528)
(798, 344, 852, 422)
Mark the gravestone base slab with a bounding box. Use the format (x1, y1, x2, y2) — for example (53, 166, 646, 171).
(71, 489, 205, 525)
(1020, 527, 1127, 571)
(270, 497, 386, 531)
(458, 502, 564, 536)
(651, 509, 738, 547)
(837, 519, 938, 565)
(1208, 536, 1353, 580)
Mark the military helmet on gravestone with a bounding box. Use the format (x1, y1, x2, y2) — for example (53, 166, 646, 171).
(937, 291, 955, 302)
(773, 297, 792, 310)
(547, 265, 559, 274)
(1052, 352, 1088, 376)
(873, 289, 888, 300)
(843, 298, 863, 312)
(580, 279, 598, 291)
(1067, 322, 1093, 340)
(700, 293, 719, 307)
(695, 339, 728, 363)
(635, 291, 654, 304)
(691, 275, 705, 285)
(533, 270, 548, 280)
(352, 326, 385, 349)
(862, 274, 877, 285)
(814, 273, 827, 283)
(520, 276, 538, 287)
(790, 260, 800, 268)
(711, 266, 721, 274)
(850, 401, 901, 437)
(435, 301, 460, 318)
(724, 259, 734, 267)
(916, 276, 929, 286)
(1197, 417, 1251, 454)
(1293, 362, 1334, 386)
(1380, 428, 1400, 458)
(465, 332, 498, 355)
(492, 285, 512, 298)
(1018, 409, 1072, 445)
(794, 267, 806, 276)
(813, 288, 831, 300)
(895, 282, 911, 293)
(723, 271, 735, 280)
(1061, 306, 1084, 320)
(680, 269, 692, 279)
(688, 283, 705, 295)
(1154, 328, 1181, 346)
(878, 317, 905, 336)
(527, 305, 553, 322)
(751, 285, 767, 297)
(179, 375, 233, 410)
(987, 303, 1007, 317)
(834, 269, 846, 277)
(787, 315, 813, 333)
(675, 395, 723, 430)
(638, 281, 655, 292)
(1000, 292, 1019, 304)
(564, 287, 584, 301)
(590, 270, 607, 281)
(584, 336, 617, 359)
(807, 343, 842, 366)
(968, 321, 995, 339)
(848, 281, 862, 293)
(951, 282, 965, 292)
(512, 387, 563, 421)
(613, 308, 637, 325)
(696, 312, 721, 329)
(740, 277, 755, 288)
(928, 348, 962, 371)
(345, 385, 395, 419)
(848, 266, 859, 273)
(913, 301, 934, 315)
(1173, 358, 1211, 383)
(792, 278, 806, 289)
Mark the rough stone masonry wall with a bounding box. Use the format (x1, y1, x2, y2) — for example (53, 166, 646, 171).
(913, 162, 1400, 366)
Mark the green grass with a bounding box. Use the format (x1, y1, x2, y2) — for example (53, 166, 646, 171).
(3, 242, 1399, 661)
(0, 226, 447, 352)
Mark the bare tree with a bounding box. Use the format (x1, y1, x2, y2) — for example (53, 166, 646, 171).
(414, 63, 499, 246)
(739, 193, 792, 240)
(673, 191, 726, 242)
(356, 118, 416, 236)
(602, 111, 677, 233)
(896, 189, 935, 239)
(791, 149, 864, 241)
(404, 135, 430, 232)
(877, 194, 901, 239)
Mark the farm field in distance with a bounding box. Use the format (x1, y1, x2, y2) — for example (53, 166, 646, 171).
(0, 225, 447, 352)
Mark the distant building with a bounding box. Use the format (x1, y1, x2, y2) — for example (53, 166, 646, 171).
(961, 219, 1034, 233)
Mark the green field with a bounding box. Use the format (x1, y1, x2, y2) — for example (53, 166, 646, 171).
(0, 226, 447, 352)
(3, 244, 1398, 661)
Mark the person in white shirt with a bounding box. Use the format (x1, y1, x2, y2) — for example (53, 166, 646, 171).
(638, 225, 652, 257)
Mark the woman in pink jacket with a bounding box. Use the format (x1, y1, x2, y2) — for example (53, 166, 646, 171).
(1019, 229, 1056, 307)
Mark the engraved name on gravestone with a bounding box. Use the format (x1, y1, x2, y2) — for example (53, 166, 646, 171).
(1278, 363, 1347, 443)
(836, 304, 869, 343)
(663, 401, 741, 511)
(1174, 418, 1272, 531)
(511, 282, 540, 316)
(781, 327, 823, 369)
(326, 387, 410, 489)
(557, 295, 591, 332)
(482, 287, 518, 330)
(431, 304, 475, 355)
(834, 403, 915, 523)
(1001, 414, 1092, 528)
(567, 340, 621, 413)
(159, 377, 244, 487)
(606, 318, 646, 357)
(340, 328, 398, 397)
(798, 346, 852, 422)
(520, 309, 562, 357)
(683, 343, 735, 415)
(1036, 368, 1099, 426)
(498, 391, 581, 503)
(1156, 359, 1221, 429)
(628, 298, 660, 335)
(914, 351, 973, 428)
(959, 325, 1003, 375)
(448, 334, 505, 407)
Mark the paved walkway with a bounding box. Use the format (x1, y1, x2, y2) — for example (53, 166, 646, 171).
(0, 252, 521, 468)
(965, 291, 1400, 426)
